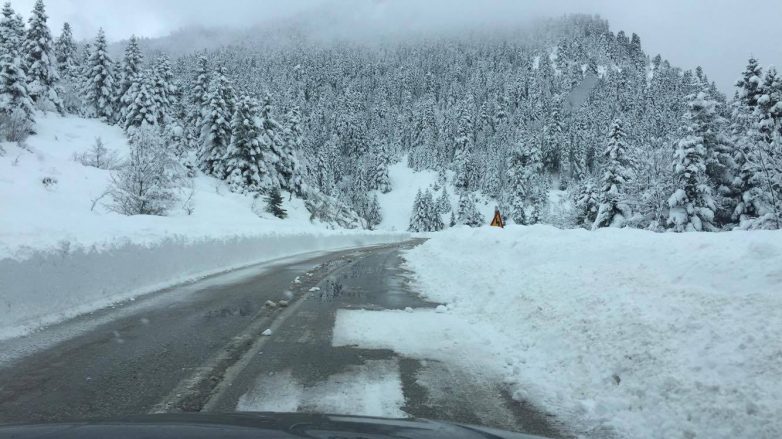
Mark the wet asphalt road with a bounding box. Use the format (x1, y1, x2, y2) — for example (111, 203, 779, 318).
(0, 241, 564, 438)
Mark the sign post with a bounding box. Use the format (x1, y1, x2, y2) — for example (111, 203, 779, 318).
(490, 207, 505, 228)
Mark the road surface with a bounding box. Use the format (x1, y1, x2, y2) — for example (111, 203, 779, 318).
(0, 241, 564, 438)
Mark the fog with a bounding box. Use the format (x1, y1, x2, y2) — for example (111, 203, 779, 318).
(10, 0, 782, 94)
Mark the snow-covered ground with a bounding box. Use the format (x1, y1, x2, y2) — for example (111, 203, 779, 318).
(334, 225, 782, 438)
(0, 113, 407, 339)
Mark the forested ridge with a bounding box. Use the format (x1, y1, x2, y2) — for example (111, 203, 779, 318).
(2, 1, 780, 231)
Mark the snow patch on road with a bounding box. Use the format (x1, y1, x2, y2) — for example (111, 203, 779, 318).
(237, 359, 407, 418)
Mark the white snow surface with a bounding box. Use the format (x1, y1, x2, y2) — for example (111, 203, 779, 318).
(237, 359, 406, 418)
(334, 225, 782, 438)
(0, 113, 407, 339)
(398, 225, 782, 438)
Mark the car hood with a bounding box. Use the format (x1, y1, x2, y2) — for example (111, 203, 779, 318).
(0, 412, 549, 439)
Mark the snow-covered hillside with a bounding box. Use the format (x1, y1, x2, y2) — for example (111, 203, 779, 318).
(0, 114, 407, 339)
(374, 160, 497, 231)
(335, 225, 782, 438)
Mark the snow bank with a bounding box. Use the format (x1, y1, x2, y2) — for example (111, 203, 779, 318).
(0, 229, 406, 340)
(402, 225, 782, 438)
(0, 113, 408, 339)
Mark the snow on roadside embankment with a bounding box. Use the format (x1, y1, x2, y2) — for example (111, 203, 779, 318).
(0, 114, 408, 340)
(339, 225, 782, 438)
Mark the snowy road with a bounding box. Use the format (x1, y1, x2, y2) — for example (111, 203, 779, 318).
(0, 241, 562, 438)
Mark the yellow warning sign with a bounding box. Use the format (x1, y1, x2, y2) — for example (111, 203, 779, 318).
(490, 209, 504, 228)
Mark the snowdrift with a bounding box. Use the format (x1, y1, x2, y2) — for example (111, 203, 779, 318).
(0, 230, 406, 340)
(0, 113, 408, 339)
(402, 225, 782, 438)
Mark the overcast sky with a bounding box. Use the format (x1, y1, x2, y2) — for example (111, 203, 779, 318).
(10, 0, 781, 94)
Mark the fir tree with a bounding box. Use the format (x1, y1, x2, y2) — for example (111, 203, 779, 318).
(224, 95, 274, 193)
(198, 68, 233, 177)
(667, 93, 719, 232)
(365, 194, 383, 230)
(150, 55, 175, 125)
(117, 35, 143, 116)
(409, 189, 444, 232)
(122, 73, 158, 130)
(593, 119, 632, 229)
(84, 28, 115, 122)
(0, 3, 35, 140)
(265, 187, 287, 219)
(506, 141, 548, 225)
(54, 22, 76, 78)
(457, 192, 483, 227)
(188, 56, 209, 129)
(279, 105, 303, 195)
(437, 187, 452, 214)
(23, 0, 62, 111)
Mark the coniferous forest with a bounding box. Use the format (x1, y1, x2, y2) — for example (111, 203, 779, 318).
(2, 1, 781, 232)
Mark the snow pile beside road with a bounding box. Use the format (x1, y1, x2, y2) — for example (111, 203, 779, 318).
(403, 225, 782, 438)
(0, 113, 408, 339)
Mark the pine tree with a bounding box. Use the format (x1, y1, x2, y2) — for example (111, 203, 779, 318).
(224, 95, 273, 193)
(117, 35, 143, 116)
(593, 119, 632, 229)
(731, 58, 765, 223)
(314, 136, 336, 195)
(409, 189, 444, 232)
(265, 187, 287, 219)
(667, 93, 719, 232)
(259, 92, 284, 189)
(506, 141, 548, 225)
(198, 68, 233, 177)
(84, 28, 115, 122)
(457, 192, 483, 227)
(453, 104, 473, 191)
(54, 22, 76, 78)
(150, 55, 175, 125)
(188, 56, 209, 129)
(122, 72, 158, 130)
(365, 194, 383, 230)
(23, 0, 62, 112)
(0, 3, 35, 140)
(437, 187, 452, 214)
(279, 105, 303, 195)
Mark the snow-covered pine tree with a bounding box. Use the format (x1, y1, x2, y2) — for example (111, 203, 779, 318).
(187, 56, 209, 130)
(314, 136, 336, 196)
(117, 35, 143, 118)
(122, 72, 158, 130)
(746, 66, 782, 229)
(573, 177, 601, 227)
(437, 187, 452, 214)
(506, 141, 548, 225)
(150, 55, 176, 126)
(54, 22, 76, 78)
(457, 192, 483, 227)
(593, 119, 632, 229)
(265, 187, 287, 219)
(423, 189, 444, 231)
(198, 68, 234, 177)
(731, 58, 765, 224)
(84, 28, 115, 122)
(453, 103, 473, 192)
(224, 94, 273, 193)
(279, 105, 304, 195)
(365, 194, 383, 230)
(667, 93, 719, 232)
(258, 92, 284, 189)
(408, 189, 425, 232)
(0, 3, 35, 140)
(23, 0, 62, 112)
